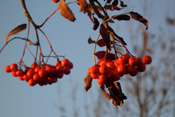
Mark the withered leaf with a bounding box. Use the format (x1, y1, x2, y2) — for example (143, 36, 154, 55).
(106, 0, 112, 4)
(104, 5, 122, 11)
(5, 24, 27, 42)
(112, 14, 130, 21)
(129, 11, 148, 29)
(97, 39, 106, 47)
(29, 41, 34, 46)
(100, 85, 111, 100)
(99, 24, 111, 50)
(88, 36, 95, 44)
(58, 0, 76, 22)
(120, 1, 127, 7)
(84, 71, 93, 92)
(105, 80, 127, 108)
(77, 0, 88, 13)
(106, 25, 127, 45)
(92, 16, 99, 30)
(112, 0, 118, 6)
(95, 51, 115, 60)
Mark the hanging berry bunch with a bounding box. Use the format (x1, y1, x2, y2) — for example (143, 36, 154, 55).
(82, 0, 151, 109)
(0, 0, 152, 110)
(1, 0, 74, 86)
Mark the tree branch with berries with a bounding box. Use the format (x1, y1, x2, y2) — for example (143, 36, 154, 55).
(1, 0, 152, 109)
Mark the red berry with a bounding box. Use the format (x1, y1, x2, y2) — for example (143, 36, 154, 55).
(16, 69, 24, 76)
(137, 63, 146, 72)
(63, 67, 70, 75)
(28, 79, 36, 86)
(38, 69, 47, 78)
(129, 57, 137, 66)
(10, 63, 18, 71)
(27, 69, 35, 79)
(12, 71, 17, 77)
(5, 65, 11, 73)
(61, 59, 70, 67)
(142, 55, 152, 65)
(52, 0, 60, 3)
(127, 66, 138, 76)
(97, 75, 107, 85)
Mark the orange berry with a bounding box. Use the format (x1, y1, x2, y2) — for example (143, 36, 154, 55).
(12, 71, 17, 77)
(33, 73, 40, 82)
(91, 73, 99, 79)
(18, 76, 24, 81)
(99, 64, 108, 75)
(97, 75, 107, 85)
(16, 69, 24, 76)
(10, 63, 18, 71)
(106, 61, 115, 69)
(137, 63, 146, 72)
(27, 68, 35, 79)
(110, 72, 120, 81)
(129, 57, 137, 66)
(31, 63, 38, 69)
(90, 65, 99, 75)
(38, 69, 47, 78)
(118, 55, 128, 65)
(127, 66, 138, 76)
(5, 65, 11, 73)
(23, 74, 30, 82)
(135, 57, 142, 67)
(63, 67, 70, 75)
(28, 79, 36, 86)
(142, 55, 152, 64)
(117, 65, 127, 75)
(61, 59, 70, 67)
(52, 0, 60, 3)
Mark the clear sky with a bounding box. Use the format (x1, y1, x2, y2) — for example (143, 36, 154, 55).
(0, 0, 174, 117)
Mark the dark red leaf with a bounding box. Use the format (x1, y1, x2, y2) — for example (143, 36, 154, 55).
(92, 16, 99, 30)
(112, 14, 130, 21)
(112, 0, 118, 6)
(97, 39, 106, 47)
(120, 1, 127, 7)
(99, 24, 111, 50)
(95, 51, 115, 60)
(88, 37, 95, 44)
(104, 5, 122, 11)
(129, 11, 148, 29)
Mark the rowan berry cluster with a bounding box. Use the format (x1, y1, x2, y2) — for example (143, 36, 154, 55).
(4, 59, 73, 86)
(88, 53, 152, 86)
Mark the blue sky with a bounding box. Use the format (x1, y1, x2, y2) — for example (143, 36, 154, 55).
(0, 0, 175, 117)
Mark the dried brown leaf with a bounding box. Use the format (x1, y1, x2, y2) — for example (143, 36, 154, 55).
(106, 25, 127, 45)
(5, 24, 27, 42)
(92, 16, 99, 30)
(99, 24, 111, 50)
(88, 37, 95, 44)
(77, 0, 88, 13)
(129, 11, 148, 29)
(58, 0, 76, 22)
(95, 51, 115, 60)
(97, 39, 106, 47)
(112, 0, 118, 6)
(112, 14, 130, 21)
(84, 70, 93, 92)
(104, 5, 122, 11)
(100, 85, 111, 100)
(120, 1, 127, 7)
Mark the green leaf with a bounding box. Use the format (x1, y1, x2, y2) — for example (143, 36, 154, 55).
(5, 24, 27, 42)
